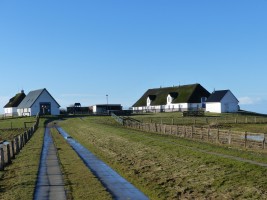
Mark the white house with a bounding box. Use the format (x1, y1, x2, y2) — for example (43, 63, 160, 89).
(3, 90, 26, 117)
(205, 90, 239, 113)
(132, 84, 210, 112)
(17, 88, 60, 116)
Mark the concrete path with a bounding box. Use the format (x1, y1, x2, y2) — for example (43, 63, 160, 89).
(34, 127, 66, 200)
(56, 126, 149, 200)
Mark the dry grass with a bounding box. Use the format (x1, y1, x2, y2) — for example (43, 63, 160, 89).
(60, 116, 267, 200)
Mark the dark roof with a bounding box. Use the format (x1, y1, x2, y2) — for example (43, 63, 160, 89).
(132, 83, 210, 107)
(4, 91, 26, 108)
(18, 88, 60, 108)
(206, 90, 229, 102)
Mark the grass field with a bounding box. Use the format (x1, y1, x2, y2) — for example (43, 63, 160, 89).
(0, 120, 45, 200)
(0, 117, 36, 129)
(59, 116, 267, 200)
(0, 116, 37, 141)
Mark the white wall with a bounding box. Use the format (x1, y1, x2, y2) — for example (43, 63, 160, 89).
(17, 108, 31, 116)
(31, 90, 60, 116)
(133, 103, 202, 112)
(206, 103, 222, 113)
(4, 107, 18, 116)
(221, 91, 239, 113)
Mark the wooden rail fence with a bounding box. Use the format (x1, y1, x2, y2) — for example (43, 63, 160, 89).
(0, 114, 40, 171)
(112, 114, 267, 151)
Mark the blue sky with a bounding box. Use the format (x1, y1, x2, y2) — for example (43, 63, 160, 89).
(0, 0, 266, 113)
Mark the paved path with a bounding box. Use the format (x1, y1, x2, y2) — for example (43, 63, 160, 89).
(56, 126, 149, 200)
(34, 127, 66, 200)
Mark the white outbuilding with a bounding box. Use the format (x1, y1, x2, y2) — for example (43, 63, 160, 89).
(205, 90, 239, 113)
(3, 90, 26, 117)
(17, 88, 60, 116)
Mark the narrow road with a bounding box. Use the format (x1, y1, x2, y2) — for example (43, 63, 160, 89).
(34, 127, 66, 200)
(56, 126, 149, 200)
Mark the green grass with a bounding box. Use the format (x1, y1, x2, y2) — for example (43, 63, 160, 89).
(0, 121, 45, 200)
(50, 127, 112, 200)
(0, 117, 37, 141)
(0, 116, 36, 129)
(59, 116, 267, 199)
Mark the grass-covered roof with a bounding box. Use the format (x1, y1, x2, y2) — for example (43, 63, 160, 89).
(132, 83, 210, 107)
(4, 91, 26, 108)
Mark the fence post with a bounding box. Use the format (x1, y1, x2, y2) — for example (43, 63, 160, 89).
(164, 125, 166, 134)
(176, 125, 179, 136)
(207, 126, 210, 141)
(244, 132, 247, 148)
(245, 117, 248, 124)
(4, 143, 11, 165)
(263, 134, 266, 149)
(228, 130, 231, 145)
(14, 137, 19, 154)
(206, 118, 208, 124)
(191, 126, 194, 138)
(172, 118, 174, 125)
(11, 140, 15, 159)
(19, 135, 23, 149)
(24, 132, 28, 144)
(0, 148, 4, 170)
(217, 129, 220, 143)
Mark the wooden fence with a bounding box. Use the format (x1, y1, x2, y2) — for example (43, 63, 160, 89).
(139, 116, 267, 125)
(113, 114, 267, 151)
(0, 114, 40, 171)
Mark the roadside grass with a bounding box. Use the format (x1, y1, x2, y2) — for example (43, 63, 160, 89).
(50, 127, 112, 200)
(60, 116, 267, 199)
(0, 121, 45, 200)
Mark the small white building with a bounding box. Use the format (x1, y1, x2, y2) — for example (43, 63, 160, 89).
(17, 88, 60, 116)
(3, 90, 26, 117)
(206, 90, 239, 113)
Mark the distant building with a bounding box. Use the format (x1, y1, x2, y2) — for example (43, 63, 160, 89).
(92, 104, 122, 114)
(67, 103, 90, 114)
(17, 88, 60, 116)
(3, 90, 26, 117)
(132, 83, 210, 112)
(205, 90, 239, 113)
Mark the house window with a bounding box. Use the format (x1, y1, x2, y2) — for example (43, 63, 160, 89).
(201, 97, 207, 109)
(147, 98, 151, 106)
(201, 97, 207, 103)
(167, 95, 173, 104)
